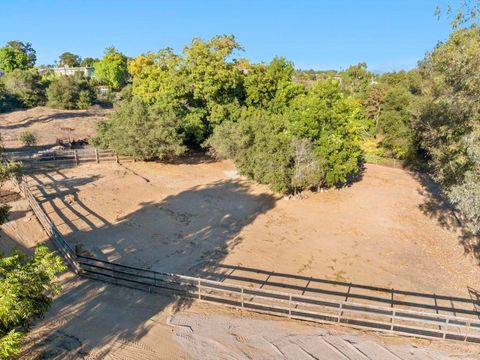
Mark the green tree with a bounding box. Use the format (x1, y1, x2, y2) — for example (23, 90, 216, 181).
(129, 35, 245, 145)
(364, 83, 389, 130)
(377, 86, 416, 159)
(94, 47, 128, 90)
(0, 246, 66, 359)
(417, 27, 480, 237)
(58, 52, 81, 67)
(3, 69, 46, 108)
(80, 57, 98, 67)
(94, 96, 186, 160)
(341, 62, 373, 99)
(243, 57, 304, 113)
(418, 28, 480, 185)
(0, 41, 36, 73)
(287, 80, 365, 186)
(209, 108, 293, 192)
(449, 132, 480, 237)
(46, 76, 95, 110)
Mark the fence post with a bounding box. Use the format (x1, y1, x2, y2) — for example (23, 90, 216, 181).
(95, 149, 99, 164)
(443, 317, 449, 340)
(288, 295, 292, 318)
(390, 309, 396, 331)
(115, 152, 119, 164)
(74, 149, 79, 165)
(241, 288, 244, 308)
(338, 303, 343, 323)
(198, 279, 201, 300)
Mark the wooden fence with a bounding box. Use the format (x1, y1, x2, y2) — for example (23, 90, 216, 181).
(3, 148, 133, 169)
(11, 175, 480, 343)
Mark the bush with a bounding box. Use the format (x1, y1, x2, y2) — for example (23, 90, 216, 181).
(93, 96, 186, 160)
(209, 108, 294, 192)
(2, 69, 45, 108)
(46, 76, 95, 109)
(19, 130, 36, 147)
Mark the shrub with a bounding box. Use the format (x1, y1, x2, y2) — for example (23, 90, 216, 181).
(209, 108, 294, 192)
(93, 96, 186, 160)
(19, 130, 36, 147)
(46, 76, 95, 110)
(2, 69, 45, 108)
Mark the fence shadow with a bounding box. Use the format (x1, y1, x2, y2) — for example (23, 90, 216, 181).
(28, 171, 109, 235)
(61, 179, 277, 278)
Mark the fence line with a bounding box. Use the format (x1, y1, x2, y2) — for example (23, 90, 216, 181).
(11, 175, 480, 343)
(3, 148, 133, 169)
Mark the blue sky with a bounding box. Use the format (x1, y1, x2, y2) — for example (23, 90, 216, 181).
(0, 0, 453, 72)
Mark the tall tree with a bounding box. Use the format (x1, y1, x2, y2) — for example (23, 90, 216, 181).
(287, 80, 365, 186)
(80, 57, 98, 67)
(94, 47, 128, 90)
(0, 41, 36, 73)
(58, 52, 81, 67)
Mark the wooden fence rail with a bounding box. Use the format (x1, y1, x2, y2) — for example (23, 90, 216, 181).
(3, 148, 133, 168)
(11, 174, 480, 343)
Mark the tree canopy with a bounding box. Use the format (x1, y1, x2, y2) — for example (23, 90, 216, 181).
(58, 52, 81, 67)
(94, 47, 129, 90)
(0, 41, 36, 73)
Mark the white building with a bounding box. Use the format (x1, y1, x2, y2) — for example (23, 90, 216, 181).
(52, 65, 94, 78)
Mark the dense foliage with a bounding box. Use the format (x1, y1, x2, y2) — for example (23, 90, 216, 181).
(0, 41, 36, 74)
(94, 47, 129, 90)
(0, 149, 65, 359)
(94, 95, 186, 160)
(58, 52, 81, 67)
(95, 35, 367, 191)
(2, 69, 46, 108)
(0, 247, 66, 359)
(46, 75, 95, 110)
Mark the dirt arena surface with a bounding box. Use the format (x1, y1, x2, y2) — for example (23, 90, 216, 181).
(26, 158, 480, 299)
(3, 155, 479, 358)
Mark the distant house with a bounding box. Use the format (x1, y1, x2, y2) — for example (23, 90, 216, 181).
(52, 65, 94, 78)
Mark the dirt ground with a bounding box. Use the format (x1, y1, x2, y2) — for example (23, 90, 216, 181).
(0, 106, 105, 149)
(2, 108, 480, 358)
(7, 158, 480, 358)
(27, 159, 480, 299)
(20, 274, 479, 359)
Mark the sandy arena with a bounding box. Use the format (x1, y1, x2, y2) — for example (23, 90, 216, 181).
(2, 108, 480, 358)
(25, 159, 480, 298)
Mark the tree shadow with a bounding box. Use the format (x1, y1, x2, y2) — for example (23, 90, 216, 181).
(414, 171, 480, 262)
(68, 179, 277, 276)
(21, 175, 277, 357)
